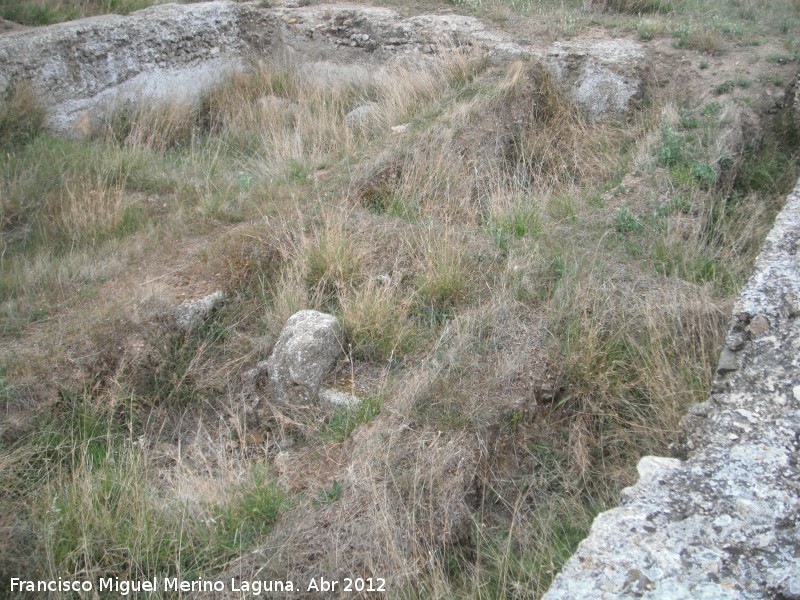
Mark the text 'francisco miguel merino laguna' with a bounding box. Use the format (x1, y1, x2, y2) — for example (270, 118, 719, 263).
(11, 577, 295, 595)
(11, 576, 387, 595)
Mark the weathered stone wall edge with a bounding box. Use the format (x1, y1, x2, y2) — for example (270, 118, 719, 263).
(543, 179, 800, 599)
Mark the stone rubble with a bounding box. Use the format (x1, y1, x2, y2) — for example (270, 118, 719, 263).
(173, 290, 225, 331)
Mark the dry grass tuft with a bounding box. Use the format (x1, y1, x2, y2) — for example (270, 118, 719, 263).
(602, 0, 674, 14)
(0, 82, 45, 150)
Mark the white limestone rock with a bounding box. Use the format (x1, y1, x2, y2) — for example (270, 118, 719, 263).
(266, 310, 343, 406)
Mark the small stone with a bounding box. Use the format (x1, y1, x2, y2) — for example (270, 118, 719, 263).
(242, 360, 269, 383)
(717, 348, 739, 374)
(319, 388, 360, 408)
(345, 103, 376, 128)
(391, 123, 410, 134)
(173, 290, 224, 331)
(746, 314, 770, 337)
(712, 514, 732, 529)
(726, 331, 746, 352)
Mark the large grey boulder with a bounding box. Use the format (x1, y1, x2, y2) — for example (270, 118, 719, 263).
(266, 310, 343, 405)
(0, 1, 279, 135)
(0, 0, 647, 137)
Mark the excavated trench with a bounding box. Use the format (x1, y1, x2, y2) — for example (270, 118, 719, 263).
(2, 1, 799, 597)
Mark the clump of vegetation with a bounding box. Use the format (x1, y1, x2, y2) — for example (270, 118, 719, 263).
(604, 0, 673, 13)
(0, 82, 45, 151)
(0, 399, 286, 596)
(0, 0, 168, 25)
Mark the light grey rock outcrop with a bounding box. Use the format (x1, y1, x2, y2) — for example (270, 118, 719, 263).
(0, 1, 279, 135)
(543, 179, 800, 599)
(0, 1, 647, 134)
(277, 5, 646, 118)
(545, 39, 647, 121)
(266, 310, 343, 406)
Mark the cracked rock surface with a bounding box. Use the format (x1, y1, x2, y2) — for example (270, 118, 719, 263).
(543, 180, 800, 599)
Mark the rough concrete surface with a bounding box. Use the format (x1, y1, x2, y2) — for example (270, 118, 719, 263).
(0, 1, 647, 135)
(543, 179, 800, 599)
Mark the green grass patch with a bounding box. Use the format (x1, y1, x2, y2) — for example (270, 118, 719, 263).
(322, 394, 383, 442)
(0, 0, 169, 25)
(1, 398, 286, 593)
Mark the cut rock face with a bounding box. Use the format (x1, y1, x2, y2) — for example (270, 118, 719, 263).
(543, 179, 800, 600)
(545, 39, 646, 121)
(0, 1, 648, 136)
(0, 1, 280, 135)
(266, 310, 343, 406)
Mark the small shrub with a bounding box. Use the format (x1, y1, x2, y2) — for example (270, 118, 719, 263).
(686, 28, 723, 54)
(656, 197, 693, 217)
(638, 23, 655, 41)
(415, 244, 475, 324)
(672, 24, 690, 47)
(341, 282, 416, 362)
(655, 124, 686, 167)
(604, 0, 671, 14)
(715, 78, 751, 95)
(701, 102, 723, 117)
(0, 83, 45, 150)
(766, 53, 792, 64)
(490, 207, 541, 255)
(313, 480, 342, 505)
(614, 206, 644, 237)
(213, 468, 286, 553)
(690, 161, 716, 189)
(302, 223, 365, 310)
